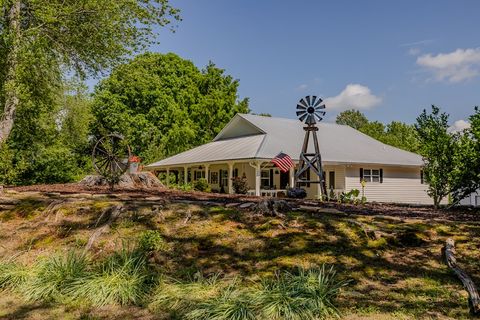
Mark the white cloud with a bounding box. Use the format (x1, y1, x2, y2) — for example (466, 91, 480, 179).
(324, 84, 382, 111)
(448, 119, 471, 133)
(400, 39, 434, 47)
(295, 84, 308, 91)
(416, 48, 480, 82)
(408, 47, 421, 56)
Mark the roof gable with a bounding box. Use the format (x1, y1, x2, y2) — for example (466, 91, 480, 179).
(214, 114, 265, 141)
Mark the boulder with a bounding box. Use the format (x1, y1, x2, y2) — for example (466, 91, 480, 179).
(79, 172, 164, 189)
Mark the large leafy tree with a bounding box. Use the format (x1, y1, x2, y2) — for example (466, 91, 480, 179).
(335, 109, 419, 153)
(415, 105, 457, 208)
(450, 107, 480, 203)
(91, 52, 250, 163)
(0, 0, 180, 145)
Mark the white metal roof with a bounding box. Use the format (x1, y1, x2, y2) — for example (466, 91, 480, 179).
(147, 113, 423, 168)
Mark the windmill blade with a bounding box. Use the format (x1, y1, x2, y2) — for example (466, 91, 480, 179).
(315, 111, 326, 117)
(296, 110, 307, 117)
(314, 113, 324, 121)
(311, 95, 318, 107)
(305, 95, 311, 106)
(315, 104, 326, 110)
(296, 104, 307, 110)
(298, 98, 308, 108)
(314, 97, 324, 107)
(299, 113, 308, 122)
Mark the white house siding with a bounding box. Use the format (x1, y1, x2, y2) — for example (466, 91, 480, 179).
(345, 165, 433, 205)
(459, 190, 480, 207)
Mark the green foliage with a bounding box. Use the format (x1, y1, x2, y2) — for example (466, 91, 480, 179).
(415, 106, 457, 208)
(138, 230, 168, 252)
(450, 106, 480, 203)
(21, 251, 88, 302)
(340, 189, 360, 204)
(91, 53, 249, 164)
(336, 109, 419, 153)
(232, 176, 249, 194)
(335, 109, 369, 130)
(194, 178, 211, 192)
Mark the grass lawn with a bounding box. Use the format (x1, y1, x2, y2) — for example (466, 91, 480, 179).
(0, 191, 479, 319)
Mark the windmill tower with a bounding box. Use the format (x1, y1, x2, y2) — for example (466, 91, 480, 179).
(294, 95, 328, 198)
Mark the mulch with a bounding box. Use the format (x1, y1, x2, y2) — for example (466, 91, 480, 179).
(6, 183, 480, 222)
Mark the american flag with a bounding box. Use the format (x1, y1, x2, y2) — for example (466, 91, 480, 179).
(271, 152, 294, 173)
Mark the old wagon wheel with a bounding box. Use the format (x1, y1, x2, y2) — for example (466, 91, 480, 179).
(92, 134, 131, 187)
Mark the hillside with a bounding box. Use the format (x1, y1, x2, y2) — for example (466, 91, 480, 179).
(0, 187, 479, 319)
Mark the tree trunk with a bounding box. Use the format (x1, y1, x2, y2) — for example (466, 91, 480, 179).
(0, 0, 21, 145)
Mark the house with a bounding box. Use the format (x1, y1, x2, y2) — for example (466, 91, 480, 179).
(146, 113, 433, 204)
(459, 190, 480, 207)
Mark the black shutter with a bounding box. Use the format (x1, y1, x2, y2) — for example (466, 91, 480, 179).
(420, 170, 424, 184)
(269, 169, 274, 187)
(360, 168, 364, 182)
(219, 170, 222, 186)
(380, 169, 383, 183)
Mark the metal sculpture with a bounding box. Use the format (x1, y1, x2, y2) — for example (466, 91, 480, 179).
(92, 133, 131, 188)
(294, 95, 328, 198)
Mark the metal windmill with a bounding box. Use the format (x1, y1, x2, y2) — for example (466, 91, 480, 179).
(294, 95, 328, 198)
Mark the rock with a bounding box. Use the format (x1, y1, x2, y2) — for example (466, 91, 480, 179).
(225, 203, 240, 208)
(0, 204, 15, 210)
(79, 172, 164, 189)
(146, 197, 163, 201)
(44, 192, 61, 197)
(0, 198, 20, 205)
(239, 202, 255, 209)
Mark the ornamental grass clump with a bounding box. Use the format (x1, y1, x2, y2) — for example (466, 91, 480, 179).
(255, 266, 348, 320)
(20, 251, 88, 302)
(0, 260, 30, 290)
(67, 247, 150, 306)
(185, 280, 257, 320)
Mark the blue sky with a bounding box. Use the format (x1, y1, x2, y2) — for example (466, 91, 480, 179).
(113, 1, 480, 128)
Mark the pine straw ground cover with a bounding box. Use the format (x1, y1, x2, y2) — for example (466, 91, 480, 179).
(0, 191, 479, 319)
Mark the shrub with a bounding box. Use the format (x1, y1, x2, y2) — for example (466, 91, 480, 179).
(68, 247, 149, 306)
(255, 266, 348, 319)
(138, 230, 168, 252)
(21, 251, 88, 302)
(231, 176, 249, 194)
(194, 178, 210, 192)
(340, 189, 360, 204)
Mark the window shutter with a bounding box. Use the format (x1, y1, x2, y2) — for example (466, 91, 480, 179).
(420, 170, 424, 184)
(219, 170, 222, 186)
(380, 169, 383, 183)
(269, 169, 274, 187)
(360, 168, 364, 182)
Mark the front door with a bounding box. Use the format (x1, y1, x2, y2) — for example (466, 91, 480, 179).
(280, 171, 289, 189)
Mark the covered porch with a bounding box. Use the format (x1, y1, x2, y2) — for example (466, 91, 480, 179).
(151, 160, 346, 199)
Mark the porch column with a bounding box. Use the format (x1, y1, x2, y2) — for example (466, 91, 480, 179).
(166, 168, 170, 188)
(205, 164, 209, 183)
(184, 166, 188, 184)
(228, 162, 234, 194)
(255, 162, 261, 196)
(289, 167, 294, 188)
(316, 172, 322, 200)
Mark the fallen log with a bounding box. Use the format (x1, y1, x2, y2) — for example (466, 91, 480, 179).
(443, 238, 480, 315)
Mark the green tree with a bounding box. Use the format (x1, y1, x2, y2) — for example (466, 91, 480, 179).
(335, 109, 369, 130)
(415, 105, 457, 208)
(91, 53, 249, 164)
(450, 107, 480, 203)
(0, 0, 180, 145)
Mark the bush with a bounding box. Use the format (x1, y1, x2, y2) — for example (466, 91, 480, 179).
(231, 176, 249, 194)
(138, 230, 168, 252)
(194, 178, 210, 192)
(340, 189, 360, 204)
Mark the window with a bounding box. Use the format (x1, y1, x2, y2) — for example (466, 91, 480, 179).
(329, 171, 335, 189)
(194, 170, 205, 181)
(363, 169, 381, 183)
(261, 170, 271, 188)
(211, 172, 218, 184)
